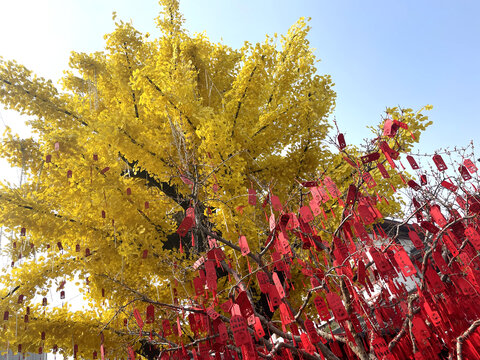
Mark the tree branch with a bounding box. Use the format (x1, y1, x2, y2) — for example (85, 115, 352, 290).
(456, 319, 480, 360)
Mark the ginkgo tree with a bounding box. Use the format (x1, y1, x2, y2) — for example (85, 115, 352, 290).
(5, 1, 480, 360)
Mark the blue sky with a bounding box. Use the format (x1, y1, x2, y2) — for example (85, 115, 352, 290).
(0, 0, 479, 159)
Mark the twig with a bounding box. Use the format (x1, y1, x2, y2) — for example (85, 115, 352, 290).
(456, 319, 480, 360)
(388, 293, 419, 351)
(99, 297, 141, 333)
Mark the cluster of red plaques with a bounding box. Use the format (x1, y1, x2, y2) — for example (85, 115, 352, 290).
(122, 121, 480, 359)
